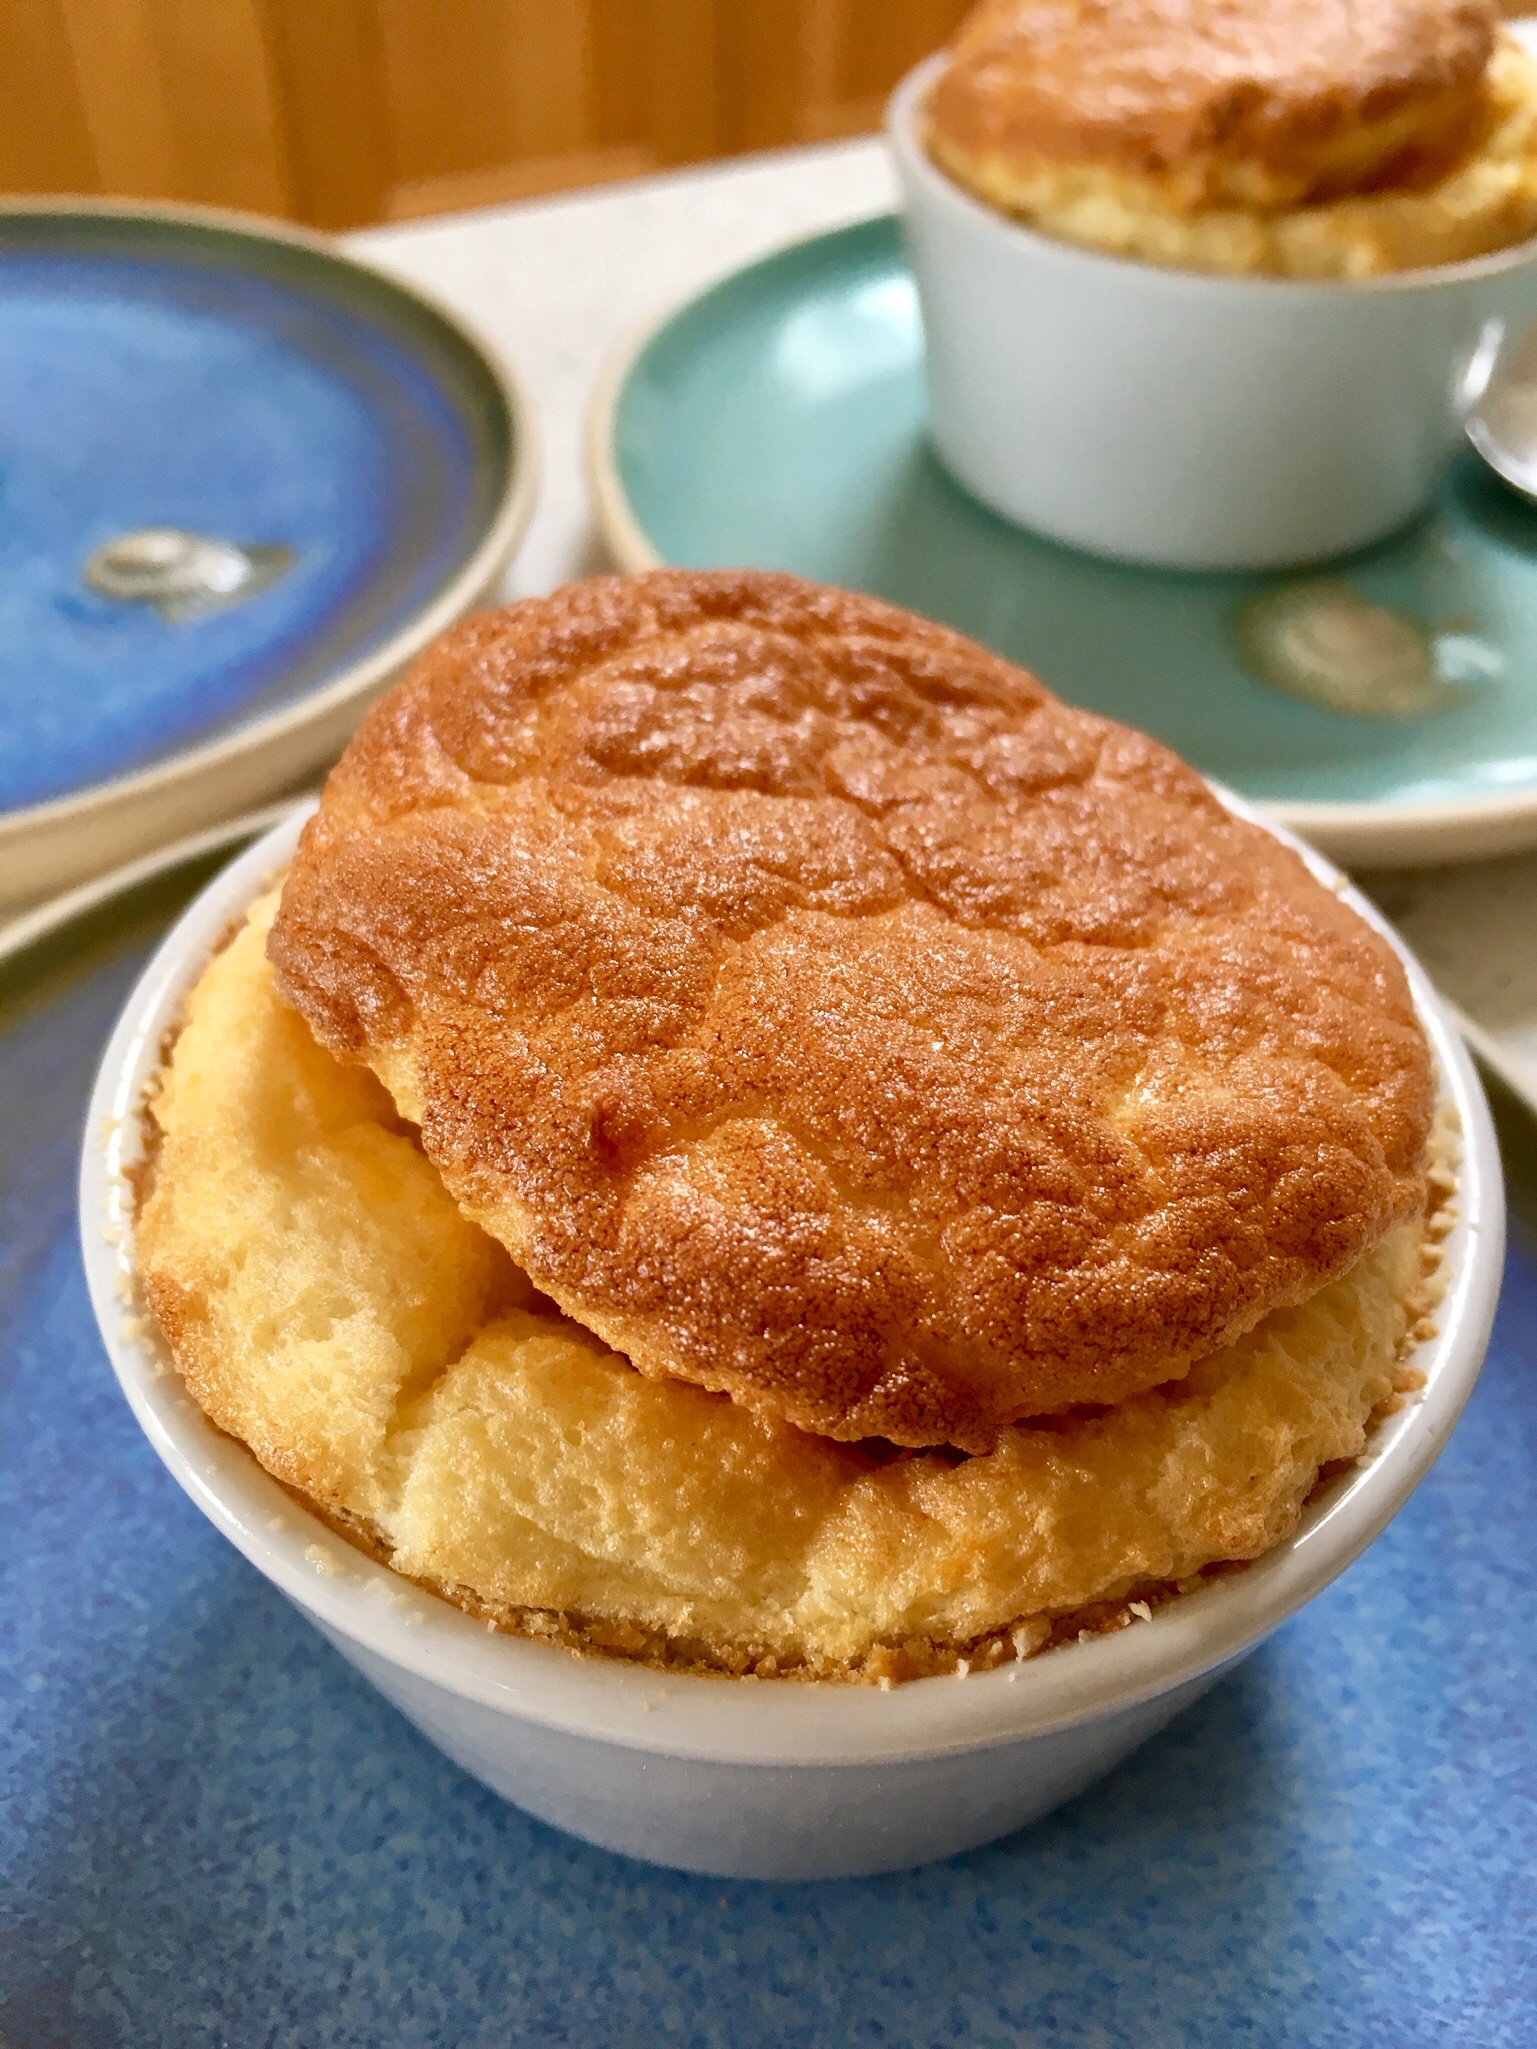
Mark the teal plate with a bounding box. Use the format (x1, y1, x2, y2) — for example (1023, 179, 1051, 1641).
(592, 214, 1537, 867)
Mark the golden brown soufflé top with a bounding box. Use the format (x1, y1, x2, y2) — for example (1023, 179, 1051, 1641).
(268, 570, 1433, 1454)
(927, 0, 1497, 212)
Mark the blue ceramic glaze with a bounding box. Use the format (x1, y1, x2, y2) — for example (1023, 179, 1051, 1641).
(613, 216, 1537, 816)
(0, 220, 508, 814)
(0, 856, 1534, 2046)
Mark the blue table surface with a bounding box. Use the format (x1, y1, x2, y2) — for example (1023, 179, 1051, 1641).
(1, 872, 1534, 2049)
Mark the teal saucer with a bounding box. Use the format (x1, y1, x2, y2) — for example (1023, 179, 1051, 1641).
(591, 215, 1537, 867)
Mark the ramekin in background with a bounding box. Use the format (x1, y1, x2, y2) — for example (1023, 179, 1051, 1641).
(888, 55, 1537, 571)
(81, 804, 1503, 1881)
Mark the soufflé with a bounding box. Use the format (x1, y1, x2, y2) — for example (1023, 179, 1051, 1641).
(924, 0, 1537, 276)
(135, 572, 1448, 1682)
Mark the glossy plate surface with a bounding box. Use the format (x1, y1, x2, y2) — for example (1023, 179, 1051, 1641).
(595, 215, 1537, 865)
(2, 824, 1536, 2041)
(0, 204, 533, 903)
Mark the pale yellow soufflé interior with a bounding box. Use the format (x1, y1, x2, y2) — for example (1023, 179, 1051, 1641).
(135, 888, 1444, 1684)
(925, 1, 1537, 278)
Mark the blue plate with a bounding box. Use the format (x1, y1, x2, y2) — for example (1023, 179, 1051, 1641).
(594, 215, 1537, 867)
(2, 823, 1535, 2043)
(0, 204, 535, 905)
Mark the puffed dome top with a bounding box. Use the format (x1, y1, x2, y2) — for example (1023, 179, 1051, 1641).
(268, 570, 1433, 1451)
(925, 0, 1497, 211)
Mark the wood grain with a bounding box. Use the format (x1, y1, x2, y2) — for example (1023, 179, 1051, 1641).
(0, 0, 98, 196)
(1, 0, 971, 227)
(263, 0, 392, 230)
(58, 0, 182, 200)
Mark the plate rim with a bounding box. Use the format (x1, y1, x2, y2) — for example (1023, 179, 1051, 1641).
(586, 211, 1537, 870)
(0, 195, 541, 893)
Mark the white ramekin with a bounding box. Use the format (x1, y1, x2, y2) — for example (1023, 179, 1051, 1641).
(81, 801, 1503, 1880)
(888, 55, 1537, 570)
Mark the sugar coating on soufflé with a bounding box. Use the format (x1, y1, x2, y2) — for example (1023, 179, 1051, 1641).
(136, 887, 1440, 1682)
(265, 571, 1432, 1456)
(925, 0, 1537, 276)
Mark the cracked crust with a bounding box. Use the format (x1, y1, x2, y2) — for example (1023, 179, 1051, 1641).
(924, 4, 1537, 278)
(267, 570, 1434, 1452)
(134, 893, 1449, 1683)
(928, 0, 1496, 211)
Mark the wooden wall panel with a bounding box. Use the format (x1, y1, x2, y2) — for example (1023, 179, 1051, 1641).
(261, 0, 392, 230)
(375, 0, 516, 188)
(21, 0, 295, 213)
(832, 0, 967, 103)
(505, 0, 594, 159)
(590, 0, 649, 153)
(717, 0, 806, 155)
(56, 0, 182, 199)
(1, 0, 974, 228)
(803, 0, 969, 139)
(0, 0, 99, 195)
(150, 0, 291, 212)
(639, 0, 722, 165)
